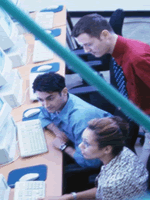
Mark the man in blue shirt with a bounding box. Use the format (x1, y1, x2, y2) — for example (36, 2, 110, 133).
(33, 72, 112, 192)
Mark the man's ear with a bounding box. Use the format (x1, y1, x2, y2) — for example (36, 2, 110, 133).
(99, 30, 109, 40)
(62, 87, 68, 96)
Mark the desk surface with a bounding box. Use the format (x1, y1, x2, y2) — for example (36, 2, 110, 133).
(0, 131, 63, 199)
(1, 8, 66, 199)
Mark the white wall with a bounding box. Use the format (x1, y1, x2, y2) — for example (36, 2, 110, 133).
(20, 0, 150, 12)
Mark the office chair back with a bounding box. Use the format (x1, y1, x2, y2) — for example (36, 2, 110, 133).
(109, 8, 124, 36)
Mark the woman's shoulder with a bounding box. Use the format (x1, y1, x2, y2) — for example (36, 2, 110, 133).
(117, 147, 148, 179)
(119, 147, 144, 168)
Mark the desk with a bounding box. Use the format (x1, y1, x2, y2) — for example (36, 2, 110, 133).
(0, 7, 66, 199)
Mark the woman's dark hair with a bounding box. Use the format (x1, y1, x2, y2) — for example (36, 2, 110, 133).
(32, 72, 66, 93)
(72, 13, 114, 38)
(88, 116, 129, 156)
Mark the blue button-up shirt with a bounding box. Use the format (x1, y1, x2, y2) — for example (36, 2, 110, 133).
(39, 93, 112, 168)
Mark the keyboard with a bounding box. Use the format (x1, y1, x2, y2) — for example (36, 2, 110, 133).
(35, 11, 54, 29)
(32, 40, 53, 63)
(17, 119, 48, 157)
(14, 181, 45, 200)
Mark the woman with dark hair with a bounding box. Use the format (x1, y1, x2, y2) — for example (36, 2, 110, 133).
(39, 116, 148, 200)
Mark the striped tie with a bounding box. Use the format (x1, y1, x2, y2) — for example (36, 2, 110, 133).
(112, 58, 128, 98)
(112, 58, 131, 122)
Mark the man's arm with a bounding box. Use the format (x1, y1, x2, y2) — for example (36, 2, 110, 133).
(135, 57, 150, 88)
(47, 123, 68, 142)
(38, 108, 68, 142)
(52, 137, 75, 158)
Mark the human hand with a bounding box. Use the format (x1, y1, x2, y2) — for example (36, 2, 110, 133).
(52, 137, 66, 150)
(47, 123, 68, 142)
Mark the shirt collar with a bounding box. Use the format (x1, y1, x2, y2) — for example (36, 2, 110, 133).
(112, 35, 128, 60)
(101, 148, 123, 171)
(57, 93, 73, 120)
(50, 112, 59, 120)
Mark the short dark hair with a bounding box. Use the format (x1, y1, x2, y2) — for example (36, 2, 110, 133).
(88, 116, 129, 156)
(32, 72, 66, 93)
(72, 13, 114, 38)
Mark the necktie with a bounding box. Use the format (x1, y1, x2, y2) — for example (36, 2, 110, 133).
(112, 58, 131, 122)
(112, 58, 128, 98)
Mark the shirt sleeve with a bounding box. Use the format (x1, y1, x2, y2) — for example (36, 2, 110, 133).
(38, 109, 52, 128)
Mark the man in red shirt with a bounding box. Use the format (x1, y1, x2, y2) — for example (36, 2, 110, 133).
(72, 13, 150, 151)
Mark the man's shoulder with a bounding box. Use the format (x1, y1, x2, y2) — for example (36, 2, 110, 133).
(125, 37, 150, 56)
(69, 98, 111, 119)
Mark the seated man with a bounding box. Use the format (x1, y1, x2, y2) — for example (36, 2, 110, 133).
(32, 72, 112, 193)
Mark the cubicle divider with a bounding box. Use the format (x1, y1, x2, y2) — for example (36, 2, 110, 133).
(1, 0, 150, 131)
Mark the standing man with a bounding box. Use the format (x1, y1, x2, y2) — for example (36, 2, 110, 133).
(72, 13, 150, 152)
(33, 72, 112, 193)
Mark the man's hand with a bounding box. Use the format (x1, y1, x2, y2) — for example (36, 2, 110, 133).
(47, 123, 68, 142)
(52, 137, 66, 150)
(53, 137, 75, 158)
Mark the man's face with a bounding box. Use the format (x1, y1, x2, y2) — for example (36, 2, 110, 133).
(76, 33, 110, 57)
(36, 88, 68, 113)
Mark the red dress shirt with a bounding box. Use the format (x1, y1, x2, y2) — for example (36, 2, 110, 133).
(112, 36, 150, 114)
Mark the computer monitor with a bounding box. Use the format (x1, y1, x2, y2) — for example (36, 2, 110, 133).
(0, 47, 13, 86)
(0, 96, 12, 131)
(0, 7, 18, 50)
